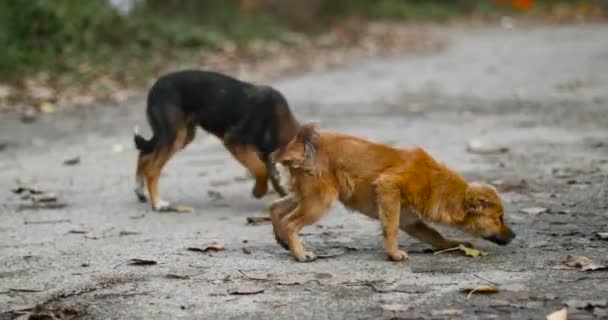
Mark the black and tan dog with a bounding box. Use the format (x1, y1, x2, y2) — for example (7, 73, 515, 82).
(134, 70, 299, 211)
(270, 124, 515, 262)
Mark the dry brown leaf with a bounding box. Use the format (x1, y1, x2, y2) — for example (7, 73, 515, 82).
(562, 255, 607, 271)
(242, 247, 252, 254)
(188, 243, 225, 253)
(461, 286, 500, 299)
(128, 259, 157, 266)
(228, 286, 265, 295)
(546, 308, 567, 320)
(118, 231, 141, 236)
(165, 273, 190, 280)
(246, 216, 272, 225)
(63, 157, 81, 166)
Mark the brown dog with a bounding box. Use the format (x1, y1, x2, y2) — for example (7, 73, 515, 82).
(269, 124, 515, 262)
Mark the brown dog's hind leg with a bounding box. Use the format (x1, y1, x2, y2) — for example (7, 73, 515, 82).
(225, 144, 269, 198)
(400, 220, 473, 250)
(269, 195, 298, 250)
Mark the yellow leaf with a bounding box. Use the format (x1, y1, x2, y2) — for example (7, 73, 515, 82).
(459, 244, 488, 257)
(39, 101, 56, 113)
(462, 286, 500, 299)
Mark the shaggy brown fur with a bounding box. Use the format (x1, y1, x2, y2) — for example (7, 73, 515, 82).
(269, 124, 515, 262)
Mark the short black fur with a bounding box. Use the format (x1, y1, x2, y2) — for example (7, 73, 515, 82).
(134, 70, 299, 199)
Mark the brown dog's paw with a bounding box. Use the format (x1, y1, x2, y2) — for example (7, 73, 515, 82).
(294, 251, 317, 263)
(387, 250, 409, 262)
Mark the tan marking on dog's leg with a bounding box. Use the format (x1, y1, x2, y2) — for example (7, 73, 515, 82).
(282, 191, 336, 262)
(135, 153, 152, 202)
(147, 128, 188, 211)
(401, 220, 472, 250)
(269, 195, 298, 249)
(376, 178, 407, 262)
(225, 144, 269, 198)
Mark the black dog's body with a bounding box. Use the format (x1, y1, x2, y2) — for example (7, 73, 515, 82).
(134, 70, 299, 211)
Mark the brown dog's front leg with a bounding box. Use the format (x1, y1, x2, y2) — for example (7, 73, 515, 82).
(269, 195, 298, 250)
(376, 177, 408, 262)
(281, 193, 335, 262)
(400, 220, 472, 250)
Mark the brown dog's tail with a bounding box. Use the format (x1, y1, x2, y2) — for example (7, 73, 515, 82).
(133, 125, 157, 155)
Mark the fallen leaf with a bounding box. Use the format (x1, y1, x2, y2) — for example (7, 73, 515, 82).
(562, 255, 607, 271)
(520, 207, 548, 215)
(490, 179, 528, 192)
(128, 259, 157, 266)
(238, 270, 269, 280)
(208, 190, 223, 201)
(242, 247, 252, 254)
(31, 192, 58, 203)
(228, 286, 265, 295)
(434, 244, 488, 257)
(165, 273, 190, 280)
(20, 108, 38, 123)
(315, 248, 348, 259)
(277, 277, 307, 285)
(66, 230, 88, 234)
(246, 216, 272, 225)
(63, 157, 80, 165)
(380, 304, 411, 312)
(546, 308, 567, 320)
(12, 185, 43, 195)
(466, 139, 509, 154)
(461, 286, 500, 299)
(39, 101, 56, 113)
(170, 205, 193, 213)
(118, 231, 141, 236)
(188, 243, 225, 253)
(565, 299, 607, 309)
(24, 218, 70, 225)
(596, 232, 608, 240)
(431, 309, 463, 317)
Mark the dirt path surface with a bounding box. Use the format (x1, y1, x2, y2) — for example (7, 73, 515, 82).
(1, 25, 608, 320)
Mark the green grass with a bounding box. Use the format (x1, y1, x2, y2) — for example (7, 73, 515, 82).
(1, 0, 607, 83)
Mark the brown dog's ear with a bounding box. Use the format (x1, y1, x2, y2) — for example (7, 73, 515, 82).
(272, 123, 320, 172)
(464, 183, 496, 214)
(298, 123, 320, 162)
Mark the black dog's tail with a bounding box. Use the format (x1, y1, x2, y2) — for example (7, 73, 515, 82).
(133, 125, 157, 155)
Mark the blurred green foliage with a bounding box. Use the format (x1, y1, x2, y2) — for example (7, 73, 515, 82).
(0, 0, 606, 79)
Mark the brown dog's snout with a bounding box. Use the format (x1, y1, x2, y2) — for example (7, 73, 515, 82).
(483, 227, 516, 246)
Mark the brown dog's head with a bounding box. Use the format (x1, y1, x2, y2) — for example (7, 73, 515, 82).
(462, 182, 515, 245)
(271, 123, 320, 172)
